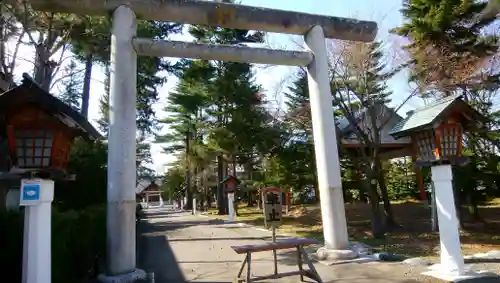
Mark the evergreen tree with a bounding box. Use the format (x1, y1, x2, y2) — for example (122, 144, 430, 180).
(184, 10, 268, 214)
(59, 60, 82, 112)
(392, 0, 497, 94)
(157, 60, 213, 210)
(284, 69, 309, 111)
(392, 0, 500, 224)
(70, 16, 182, 135)
(97, 64, 110, 134)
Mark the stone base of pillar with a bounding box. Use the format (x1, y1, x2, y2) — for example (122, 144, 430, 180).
(316, 246, 358, 261)
(98, 269, 146, 283)
(422, 264, 498, 282)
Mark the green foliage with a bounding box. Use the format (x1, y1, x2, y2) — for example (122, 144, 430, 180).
(385, 158, 419, 200)
(158, 9, 272, 211)
(392, 0, 497, 92)
(0, 206, 106, 283)
(0, 210, 23, 282)
(162, 166, 186, 200)
(284, 69, 309, 112)
(58, 60, 82, 112)
(54, 138, 107, 210)
(70, 16, 182, 136)
(52, 206, 106, 283)
(393, 0, 500, 220)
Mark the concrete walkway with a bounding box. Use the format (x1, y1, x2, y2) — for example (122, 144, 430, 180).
(137, 209, 427, 283)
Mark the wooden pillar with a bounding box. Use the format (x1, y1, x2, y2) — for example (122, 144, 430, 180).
(411, 151, 427, 201)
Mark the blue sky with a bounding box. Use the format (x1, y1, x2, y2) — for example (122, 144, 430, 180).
(12, 0, 424, 173)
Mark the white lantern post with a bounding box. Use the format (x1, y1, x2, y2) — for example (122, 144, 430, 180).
(20, 178, 54, 283)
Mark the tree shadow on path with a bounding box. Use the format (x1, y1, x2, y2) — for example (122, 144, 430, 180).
(137, 216, 187, 283)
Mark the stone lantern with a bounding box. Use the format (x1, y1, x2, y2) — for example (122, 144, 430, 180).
(390, 95, 486, 281)
(0, 73, 101, 283)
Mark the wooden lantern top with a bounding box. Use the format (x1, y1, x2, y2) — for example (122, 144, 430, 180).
(220, 175, 240, 185)
(0, 73, 102, 140)
(221, 175, 240, 193)
(389, 94, 486, 140)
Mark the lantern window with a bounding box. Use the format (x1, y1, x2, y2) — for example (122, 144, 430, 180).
(14, 130, 54, 168)
(438, 124, 461, 157)
(415, 130, 436, 161)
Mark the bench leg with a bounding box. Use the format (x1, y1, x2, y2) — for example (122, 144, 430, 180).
(299, 246, 323, 283)
(296, 246, 304, 282)
(237, 255, 247, 278)
(246, 252, 252, 283)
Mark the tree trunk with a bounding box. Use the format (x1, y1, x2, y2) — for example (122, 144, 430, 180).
(206, 187, 212, 210)
(81, 53, 93, 118)
(376, 158, 397, 229)
(245, 162, 255, 207)
(185, 135, 193, 210)
(467, 194, 481, 222)
(258, 188, 263, 210)
(366, 179, 385, 238)
(454, 184, 465, 229)
(217, 155, 225, 215)
(310, 149, 320, 203)
(33, 44, 55, 91)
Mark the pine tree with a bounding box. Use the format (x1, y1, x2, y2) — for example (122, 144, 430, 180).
(157, 60, 213, 210)
(393, 0, 500, 223)
(392, 0, 498, 94)
(59, 60, 83, 112)
(97, 64, 110, 134)
(185, 9, 268, 214)
(284, 69, 309, 111)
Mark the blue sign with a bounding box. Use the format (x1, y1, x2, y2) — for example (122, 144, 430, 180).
(22, 184, 40, 201)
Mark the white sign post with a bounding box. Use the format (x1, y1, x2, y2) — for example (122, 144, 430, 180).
(192, 197, 197, 215)
(227, 192, 235, 222)
(19, 178, 54, 283)
(262, 187, 282, 276)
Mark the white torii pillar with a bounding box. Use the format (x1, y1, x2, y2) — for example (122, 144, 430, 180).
(98, 5, 146, 282)
(305, 26, 356, 260)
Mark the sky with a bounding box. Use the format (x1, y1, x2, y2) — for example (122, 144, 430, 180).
(9, 0, 425, 174)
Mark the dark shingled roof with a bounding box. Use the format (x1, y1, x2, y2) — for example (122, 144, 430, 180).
(0, 73, 103, 140)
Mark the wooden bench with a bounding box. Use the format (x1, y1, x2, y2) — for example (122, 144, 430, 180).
(231, 238, 323, 283)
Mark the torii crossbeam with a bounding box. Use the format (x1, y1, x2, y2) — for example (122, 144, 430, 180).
(17, 0, 377, 281)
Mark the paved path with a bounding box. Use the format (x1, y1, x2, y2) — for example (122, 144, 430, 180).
(137, 209, 500, 283)
(137, 209, 434, 283)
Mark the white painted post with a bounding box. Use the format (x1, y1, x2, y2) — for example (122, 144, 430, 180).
(192, 197, 196, 215)
(20, 179, 54, 283)
(305, 25, 356, 260)
(101, 5, 145, 281)
(430, 164, 465, 275)
(227, 193, 235, 222)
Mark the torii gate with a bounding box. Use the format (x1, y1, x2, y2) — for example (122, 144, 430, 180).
(25, 0, 377, 280)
